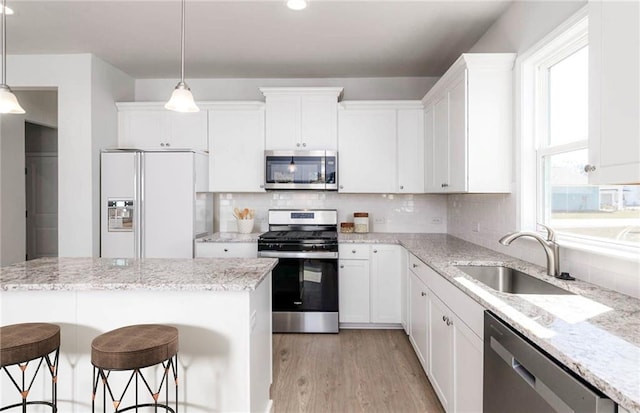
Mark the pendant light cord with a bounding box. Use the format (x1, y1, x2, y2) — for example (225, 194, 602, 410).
(180, 0, 185, 84)
(1, 0, 7, 85)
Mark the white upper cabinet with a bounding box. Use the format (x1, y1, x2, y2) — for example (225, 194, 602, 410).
(588, 0, 640, 184)
(117, 103, 208, 151)
(338, 101, 424, 193)
(261, 87, 343, 150)
(207, 102, 266, 193)
(422, 53, 516, 193)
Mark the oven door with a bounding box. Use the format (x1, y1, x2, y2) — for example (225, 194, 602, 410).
(271, 257, 339, 333)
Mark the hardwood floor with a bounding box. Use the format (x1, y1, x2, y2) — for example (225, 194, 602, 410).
(272, 329, 445, 413)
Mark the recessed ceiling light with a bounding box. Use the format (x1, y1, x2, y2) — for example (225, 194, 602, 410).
(0, 5, 13, 15)
(286, 0, 308, 11)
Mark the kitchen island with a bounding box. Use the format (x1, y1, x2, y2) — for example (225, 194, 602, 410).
(0, 257, 278, 413)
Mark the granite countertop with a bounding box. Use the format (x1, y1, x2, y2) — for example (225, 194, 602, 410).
(342, 232, 640, 412)
(197, 232, 263, 243)
(0, 257, 278, 292)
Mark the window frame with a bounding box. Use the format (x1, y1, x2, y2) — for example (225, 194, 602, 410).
(517, 6, 640, 258)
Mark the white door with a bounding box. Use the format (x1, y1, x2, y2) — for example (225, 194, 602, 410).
(143, 152, 194, 258)
(370, 245, 402, 323)
(409, 272, 428, 369)
(429, 292, 453, 411)
(338, 108, 397, 193)
(300, 95, 338, 150)
(424, 105, 437, 192)
(25, 154, 58, 260)
(338, 259, 370, 323)
(433, 95, 449, 192)
(452, 313, 483, 413)
(397, 108, 425, 193)
(265, 96, 300, 150)
(209, 106, 266, 192)
(118, 110, 168, 149)
(448, 73, 468, 192)
(168, 111, 208, 151)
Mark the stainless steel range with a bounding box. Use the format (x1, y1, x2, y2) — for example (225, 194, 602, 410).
(258, 209, 339, 333)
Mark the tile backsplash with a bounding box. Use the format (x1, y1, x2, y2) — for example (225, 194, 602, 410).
(215, 192, 447, 234)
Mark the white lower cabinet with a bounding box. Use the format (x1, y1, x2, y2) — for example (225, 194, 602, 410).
(409, 271, 429, 369)
(407, 252, 484, 413)
(338, 244, 402, 325)
(195, 242, 257, 258)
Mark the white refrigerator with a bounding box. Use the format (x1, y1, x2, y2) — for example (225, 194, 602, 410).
(100, 149, 212, 259)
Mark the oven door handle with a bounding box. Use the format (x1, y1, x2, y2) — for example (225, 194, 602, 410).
(258, 251, 338, 259)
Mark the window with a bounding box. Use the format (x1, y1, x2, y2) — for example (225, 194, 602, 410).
(523, 12, 640, 251)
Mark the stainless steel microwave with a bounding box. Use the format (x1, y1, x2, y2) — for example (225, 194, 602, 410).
(264, 150, 337, 190)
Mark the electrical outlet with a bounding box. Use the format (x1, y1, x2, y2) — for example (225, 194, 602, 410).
(472, 222, 480, 233)
(431, 217, 443, 225)
(374, 217, 386, 224)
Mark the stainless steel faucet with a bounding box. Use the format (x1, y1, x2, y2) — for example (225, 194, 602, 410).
(498, 225, 560, 277)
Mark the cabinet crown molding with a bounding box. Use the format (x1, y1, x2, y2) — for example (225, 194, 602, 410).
(259, 87, 344, 99)
(422, 53, 516, 105)
(339, 100, 424, 110)
(116, 101, 264, 111)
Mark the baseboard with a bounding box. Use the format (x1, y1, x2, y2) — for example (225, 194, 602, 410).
(339, 322, 404, 330)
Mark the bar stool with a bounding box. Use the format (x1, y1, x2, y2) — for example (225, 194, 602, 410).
(91, 324, 178, 413)
(0, 323, 60, 412)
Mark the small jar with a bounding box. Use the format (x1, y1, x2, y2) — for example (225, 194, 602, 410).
(353, 212, 369, 233)
(340, 222, 355, 233)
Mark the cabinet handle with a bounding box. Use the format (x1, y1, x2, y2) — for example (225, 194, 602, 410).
(259, 184, 264, 189)
(302, 142, 307, 147)
(441, 183, 449, 188)
(352, 250, 356, 254)
(160, 143, 165, 147)
(412, 263, 418, 268)
(446, 318, 453, 326)
(421, 291, 426, 297)
(339, 185, 344, 190)
(584, 164, 596, 173)
(373, 249, 378, 253)
(296, 143, 301, 147)
(340, 265, 344, 269)
(165, 142, 170, 147)
(223, 248, 228, 252)
(400, 185, 404, 190)
(442, 315, 446, 322)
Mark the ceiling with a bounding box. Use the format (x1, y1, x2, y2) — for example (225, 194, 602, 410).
(6, 0, 512, 79)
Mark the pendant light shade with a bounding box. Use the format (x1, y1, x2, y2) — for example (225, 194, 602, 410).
(0, 0, 24, 114)
(165, 0, 199, 113)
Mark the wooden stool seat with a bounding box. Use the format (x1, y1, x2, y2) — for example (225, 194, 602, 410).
(91, 324, 178, 370)
(0, 323, 60, 367)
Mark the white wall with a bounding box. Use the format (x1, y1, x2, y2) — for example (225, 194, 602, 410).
(0, 115, 26, 266)
(1, 54, 134, 261)
(449, 0, 640, 299)
(216, 192, 447, 234)
(14, 90, 58, 128)
(136, 77, 439, 101)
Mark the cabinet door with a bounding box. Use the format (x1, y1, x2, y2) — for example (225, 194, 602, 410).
(168, 111, 208, 151)
(338, 259, 370, 323)
(409, 271, 428, 369)
(338, 108, 397, 193)
(429, 293, 453, 412)
(209, 106, 266, 192)
(448, 73, 468, 192)
(588, 0, 640, 184)
(370, 245, 402, 323)
(300, 95, 338, 150)
(424, 105, 437, 192)
(452, 312, 483, 413)
(433, 96, 449, 192)
(397, 108, 425, 193)
(118, 109, 169, 149)
(265, 96, 300, 150)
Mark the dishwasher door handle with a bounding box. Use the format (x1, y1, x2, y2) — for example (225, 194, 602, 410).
(490, 336, 573, 413)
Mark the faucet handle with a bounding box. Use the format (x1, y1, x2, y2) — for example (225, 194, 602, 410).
(537, 223, 556, 242)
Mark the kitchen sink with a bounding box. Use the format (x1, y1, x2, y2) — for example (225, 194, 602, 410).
(455, 265, 574, 295)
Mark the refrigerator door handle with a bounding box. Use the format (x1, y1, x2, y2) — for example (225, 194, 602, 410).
(139, 152, 145, 259)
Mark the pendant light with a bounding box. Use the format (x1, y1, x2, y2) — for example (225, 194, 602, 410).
(0, 0, 24, 114)
(165, 0, 199, 113)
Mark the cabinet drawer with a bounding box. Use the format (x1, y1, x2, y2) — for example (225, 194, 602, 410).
(408, 253, 432, 285)
(339, 244, 370, 260)
(424, 264, 484, 339)
(195, 242, 257, 258)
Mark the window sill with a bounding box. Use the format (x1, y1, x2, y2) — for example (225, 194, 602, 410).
(557, 235, 640, 262)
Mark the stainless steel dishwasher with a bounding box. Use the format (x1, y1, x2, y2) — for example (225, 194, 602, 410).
(484, 311, 615, 413)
